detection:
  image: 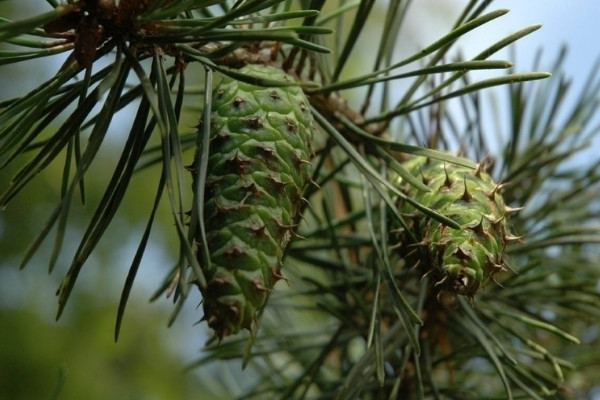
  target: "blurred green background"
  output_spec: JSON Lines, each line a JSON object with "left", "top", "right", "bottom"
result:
{"left": 0, "top": 4, "right": 208, "bottom": 399}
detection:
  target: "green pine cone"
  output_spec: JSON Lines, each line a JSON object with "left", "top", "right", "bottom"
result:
{"left": 394, "top": 156, "right": 518, "bottom": 297}
{"left": 193, "top": 64, "right": 315, "bottom": 339}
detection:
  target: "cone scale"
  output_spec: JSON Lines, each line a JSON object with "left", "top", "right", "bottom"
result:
{"left": 192, "top": 64, "right": 315, "bottom": 339}
{"left": 394, "top": 156, "right": 517, "bottom": 298}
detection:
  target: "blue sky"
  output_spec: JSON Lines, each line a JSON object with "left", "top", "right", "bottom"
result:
{"left": 471, "top": 1, "right": 597, "bottom": 86}
{"left": 407, "top": 1, "right": 597, "bottom": 85}
{"left": 395, "top": 1, "right": 600, "bottom": 162}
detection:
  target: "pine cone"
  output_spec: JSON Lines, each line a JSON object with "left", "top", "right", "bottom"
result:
{"left": 394, "top": 156, "right": 518, "bottom": 297}
{"left": 193, "top": 64, "right": 315, "bottom": 339}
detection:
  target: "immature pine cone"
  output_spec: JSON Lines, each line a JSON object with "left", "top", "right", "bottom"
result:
{"left": 192, "top": 64, "right": 315, "bottom": 339}
{"left": 395, "top": 156, "right": 519, "bottom": 297}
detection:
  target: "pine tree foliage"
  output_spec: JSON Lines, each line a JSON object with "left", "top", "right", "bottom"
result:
{"left": 190, "top": 49, "right": 600, "bottom": 399}
{"left": 1, "top": 1, "right": 599, "bottom": 399}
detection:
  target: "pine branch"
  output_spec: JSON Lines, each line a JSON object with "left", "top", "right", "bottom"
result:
{"left": 2, "top": 1, "right": 599, "bottom": 398}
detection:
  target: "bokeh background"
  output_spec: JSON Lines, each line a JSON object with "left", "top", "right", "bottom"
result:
{"left": 1, "top": 1, "right": 598, "bottom": 399}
